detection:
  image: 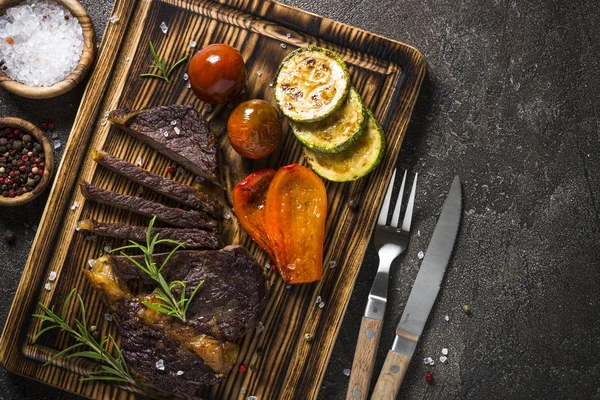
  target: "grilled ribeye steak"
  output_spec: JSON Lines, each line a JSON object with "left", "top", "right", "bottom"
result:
{"left": 92, "top": 150, "right": 221, "bottom": 218}
{"left": 108, "top": 245, "right": 267, "bottom": 342}
{"left": 77, "top": 219, "right": 223, "bottom": 249}
{"left": 84, "top": 258, "right": 239, "bottom": 394}
{"left": 79, "top": 181, "right": 218, "bottom": 230}
{"left": 108, "top": 105, "right": 219, "bottom": 185}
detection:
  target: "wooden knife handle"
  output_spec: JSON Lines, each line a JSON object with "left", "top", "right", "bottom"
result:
{"left": 346, "top": 316, "right": 383, "bottom": 400}
{"left": 371, "top": 350, "right": 412, "bottom": 400}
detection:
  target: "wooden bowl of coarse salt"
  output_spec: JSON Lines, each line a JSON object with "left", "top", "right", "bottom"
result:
{"left": 0, "top": 0, "right": 95, "bottom": 99}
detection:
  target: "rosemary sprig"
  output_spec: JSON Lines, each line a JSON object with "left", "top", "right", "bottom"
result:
{"left": 140, "top": 41, "right": 187, "bottom": 82}
{"left": 111, "top": 216, "right": 203, "bottom": 323}
{"left": 32, "top": 289, "right": 135, "bottom": 385}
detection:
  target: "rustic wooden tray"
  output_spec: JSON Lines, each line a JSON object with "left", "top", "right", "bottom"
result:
{"left": 0, "top": 0, "right": 425, "bottom": 399}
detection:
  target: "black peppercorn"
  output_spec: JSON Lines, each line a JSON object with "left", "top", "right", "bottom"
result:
{"left": 3, "top": 230, "right": 16, "bottom": 246}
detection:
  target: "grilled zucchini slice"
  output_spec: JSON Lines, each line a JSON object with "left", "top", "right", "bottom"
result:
{"left": 290, "top": 87, "right": 366, "bottom": 153}
{"left": 303, "top": 110, "right": 385, "bottom": 182}
{"left": 275, "top": 46, "right": 350, "bottom": 123}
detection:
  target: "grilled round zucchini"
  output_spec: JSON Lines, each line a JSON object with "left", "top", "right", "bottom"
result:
{"left": 290, "top": 87, "right": 366, "bottom": 153}
{"left": 303, "top": 110, "right": 385, "bottom": 182}
{"left": 274, "top": 46, "right": 350, "bottom": 123}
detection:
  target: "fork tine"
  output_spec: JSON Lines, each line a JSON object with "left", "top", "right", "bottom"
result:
{"left": 401, "top": 173, "right": 418, "bottom": 232}
{"left": 391, "top": 170, "right": 407, "bottom": 228}
{"left": 377, "top": 168, "right": 397, "bottom": 226}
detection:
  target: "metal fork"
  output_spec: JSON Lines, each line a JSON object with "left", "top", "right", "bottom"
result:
{"left": 346, "top": 169, "right": 417, "bottom": 400}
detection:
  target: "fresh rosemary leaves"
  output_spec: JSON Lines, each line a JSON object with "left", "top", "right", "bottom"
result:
{"left": 111, "top": 216, "right": 202, "bottom": 323}
{"left": 33, "top": 289, "right": 135, "bottom": 385}
{"left": 140, "top": 41, "right": 187, "bottom": 82}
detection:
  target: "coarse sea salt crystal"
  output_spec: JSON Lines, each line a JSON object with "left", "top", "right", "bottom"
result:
{"left": 71, "top": 200, "right": 79, "bottom": 210}
{"left": 183, "top": 72, "right": 189, "bottom": 81}
{"left": 109, "top": 14, "right": 119, "bottom": 24}
{"left": 319, "top": 301, "right": 325, "bottom": 309}
{"left": 280, "top": 43, "right": 287, "bottom": 49}
{"left": 156, "top": 359, "right": 165, "bottom": 370}
{"left": 417, "top": 251, "right": 424, "bottom": 260}
{"left": 316, "top": 296, "right": 322, "bottom": 304}
{"left": 240, "top": 387, "right": 247, "bottom": 394}
{"left": 423, "top": 356, "right": 434, "bottom": 365}
{"left": 48, "top": 271, "right": 57, "bottom": 281}
{"left": 444, "top": 314, "right": 450, "bottom": 322}
{"left": 439, "top": 355, "right": 448, "bottom": 363}
{"left": 174, "top": 126, "right": 181, "bottom": 135}
{"left": 44, "top": 282, "right": 52, "bottom": 291}
{"left": 343, "top": 368, "right": 351, "bottom": 376}
{"left": 0, "top": 1, "right": 84, "bottom": 86}
{"left": 88, "top": 259, "right": 95, "bottom": 268}
{"left": 329, "top": 260, "right": 337, "bottom": 269}
{"left": 104, "top": 245, "right": 112, "bottom": 253}
{"left": 441, "top": 348, "right": 448, "bottom": 355}
{"left": 160, "top": 21, "right": 168, "bottom": 34}
{"left": 136, "top": 156, "right": 142, "bottom": 166}
{"left": 256, "top": 321, "right": 264, "bottom": 334}
{"left": 104, "top": 313, "right": 113, "bottom": 321}
{"left": 176, "top": 370, "right": 184, "bottom": 376}
{"left": 248, "top": 396, "right": 258, "bottom": 400}
{"left": 53, "top": 140, "right": 61, "bottom": 149}
{"left": 189, "top": 40, "right": 197, "bottom": 48}
{"left": 224, "top": 212, "right": 231, "bottom": 220}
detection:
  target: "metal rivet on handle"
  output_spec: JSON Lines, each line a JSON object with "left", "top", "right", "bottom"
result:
{"left": 366, "top": 329, "right": 375, "bottom": 339}
{"left": 390, "top": 365, "right": 400, "bottom": 373}
{"left": 352, "top": 389, "right": 362, "bottom": 398}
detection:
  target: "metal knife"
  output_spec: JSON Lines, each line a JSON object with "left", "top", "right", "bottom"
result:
{"left": 371, "top": 176, "right": 462, "bottom": 399}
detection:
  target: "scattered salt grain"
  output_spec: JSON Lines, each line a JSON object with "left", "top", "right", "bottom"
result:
{"left": 104, "top": 313, "right": 113, "bottom": 321}
{"left": 329, "top": 260, "right": 337, "bottom": 269}
{"left": 265, "top": 262, "right": 271, "bottom": 270}
{"left": 176, "top": 370, "right": 184, "bottom": 376}
{"left": 163, "top": 131, "right": 169, "bottom": 138}
{"left": 44, "top": 282, "right": 52, "bottom": 291}
{"left": 109, "top": 14, "right": 119, "bottom": 24}
{"left": 256, "top": 71, "right": 262, "bottom": 77}
{"left": 194, "top": 176, "right": 204, "bottom": 183}
{"left": 316, "top": 296, "right": 322, "bottom": 304}
{"left": 224, "top": 212, "right": 231, "bottom": 220}
{"left": 286, "top": 285, "right": 292, "bottom": 290}
{"left": 319, "top": 301, "right": 325, "bottom": 309}
{"left": 183, "top": 72, "right": 189, "bottom": 81}
{"left": 75, "top": 224, "right": 80, "bottom": 231}
{"left": 187, "top": 82, "right": 191, "bottom": 89}
{"left": 156, "top": 359, "right": 165, "bottom": 370}
{"left": 53, "top": 140, "right": 61, "bottom": 149}
{"left": 444, "top": 314, "right": 450, "bottom": 322}
{"left": 51, "top": 131, "right": 58, "bottom": 140}
{"left": 441, "top": 348, "right": 448, "bottom": 356}
{"left": 71, "top": 200, "right": 80, "bottom": 210}
{"left": 423, "top": 356, "right": 434, "bottom": 365}
{"left": 269, "top": 82, "right": 274, "bottom": 87}
{"left": 88, "top": 259, "right": 95, "bottom": 268}
{"left": 417, "top": 251, "right": 424, "bottom": 260}
{"left": 439, "top": 355, "right": 448, "bottom": 363}
{"left": 280, "top": 43, "right": 287, "bottom": 49}
{"left": 159, "top": 21, "right": 168, "bottom": 34}
{"left": 256, "top": 321, "right": 264, "bottom": 334}
{"left": 136, "top": 156, "right": 142, "bottom": 166}
{"left": 0, "top": 0, "right": 85, "bottom": 86}
{"left": 248, "top": 396, "right": 258, "bottom": 400}
{"left": 171, "top": 120, "right": 177, "bottom": 126}
{"left": 343, "top": 368, "right": 351, "bottom": 376}
{"left": 174, "top": 126, "right": 181, "bottom": 135}
{"left": 189, "top": 40, "right": 197, "bottom": 48}
{"left": 286, "top": 33, "right": 291, "bottom": 38}
{"left": 32, "top": 225, "right": 38, "bottom": 232}
{"left": 206, "top": 104, "right": 212, "bottom": 112}
{"left": 104, "top": 245, "right": 112, "bottom": 253}
{"left": 48, "top": 271, "right": 57, "bottom": 281}
{"left": 240, "top": 387, "right": 247, "bottom": 394}
{"left": 101, "top": 117, "right": 108, "bottom": 126}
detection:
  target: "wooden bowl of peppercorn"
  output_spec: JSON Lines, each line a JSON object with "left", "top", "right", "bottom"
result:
{"left": 0, "top": 117, "right": 54, "bottom": 206}
{"left": 0, "top": 0, "right": 96, "bottom": 99}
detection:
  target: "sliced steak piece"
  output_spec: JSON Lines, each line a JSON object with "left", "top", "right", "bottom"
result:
{"left": 92, "top": 150, "right": 221, "bottom": 218}
{"left": 84, "top": 259, "right": 238, "bottom": 394}
{"left": 77, "top": 219, "right": 223, "bottom": 249}
{"left": 108, "top": 104, "right": 219, "bottom": 185}
{"left": 79, "top": 181, "right": 218, "bottom": 230}
{"left": 107, "top": 245, "right": 267, "bottom": 342}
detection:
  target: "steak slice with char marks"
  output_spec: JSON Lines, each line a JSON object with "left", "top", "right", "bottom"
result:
{"left": 108, "top": 245, "right": 267, "bottom": 342}
{"left": 108, "top": 104, "right": 220, "bottom": 185}
{"left": 77, "top": 219, "right": 223, "bottom": 249}
{"left": 79, "top": 181, "right": 218, "bottom": 230}
{"left": 92, "top": 150, "right": 221, "bottom": 218}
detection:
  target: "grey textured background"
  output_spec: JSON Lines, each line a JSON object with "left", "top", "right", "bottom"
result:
{"left": 1, "top": 0, "right": 599, "bottom": 399}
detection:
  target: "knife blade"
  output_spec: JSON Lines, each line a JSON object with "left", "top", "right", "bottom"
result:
{"left": 371, "top": 176, "right": 462, "bottom": 400}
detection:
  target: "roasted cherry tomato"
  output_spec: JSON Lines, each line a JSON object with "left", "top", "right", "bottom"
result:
{"left": 188, "top": 44, "right": 247, "bottom": 104}
{"left": 227, "top": 100, "right": 282, "bottom": 159}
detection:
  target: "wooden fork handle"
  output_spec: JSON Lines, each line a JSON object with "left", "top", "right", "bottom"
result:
{"left": 371, "top": 350, "right": 412, "bottom": 400}
{"left": 346, "top": 317, "right": 383, "bottom": 400}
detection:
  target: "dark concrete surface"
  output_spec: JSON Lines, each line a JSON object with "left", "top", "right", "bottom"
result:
{"left": 1, "top": 0, "right": 599, "bottom": 399}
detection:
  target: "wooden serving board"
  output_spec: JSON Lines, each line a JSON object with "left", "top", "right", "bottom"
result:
{"left": 0, "top": 0, "right": 425, "bottom": 399}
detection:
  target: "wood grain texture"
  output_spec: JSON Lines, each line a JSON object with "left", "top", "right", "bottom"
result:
{"left": 371, "top": 350, "right": 412, "bottom": 400}
{"left": 0, "top": 0, "right": 96, "bottom": 99}
{"left": 0, "top": 0, "right": 425, "bottom": 399}
{"left": 346, "top": 317, "right": 383, "bottom": 400}
{"left": 0, "top": 117, "right": 55, "bottom": 207}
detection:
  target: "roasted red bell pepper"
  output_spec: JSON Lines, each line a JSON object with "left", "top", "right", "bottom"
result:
{"left": 265, "top": 164, "right": 327, "bottom": 284}
{"left": 232, "top": 168, "right": 277, "bottom": 263}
